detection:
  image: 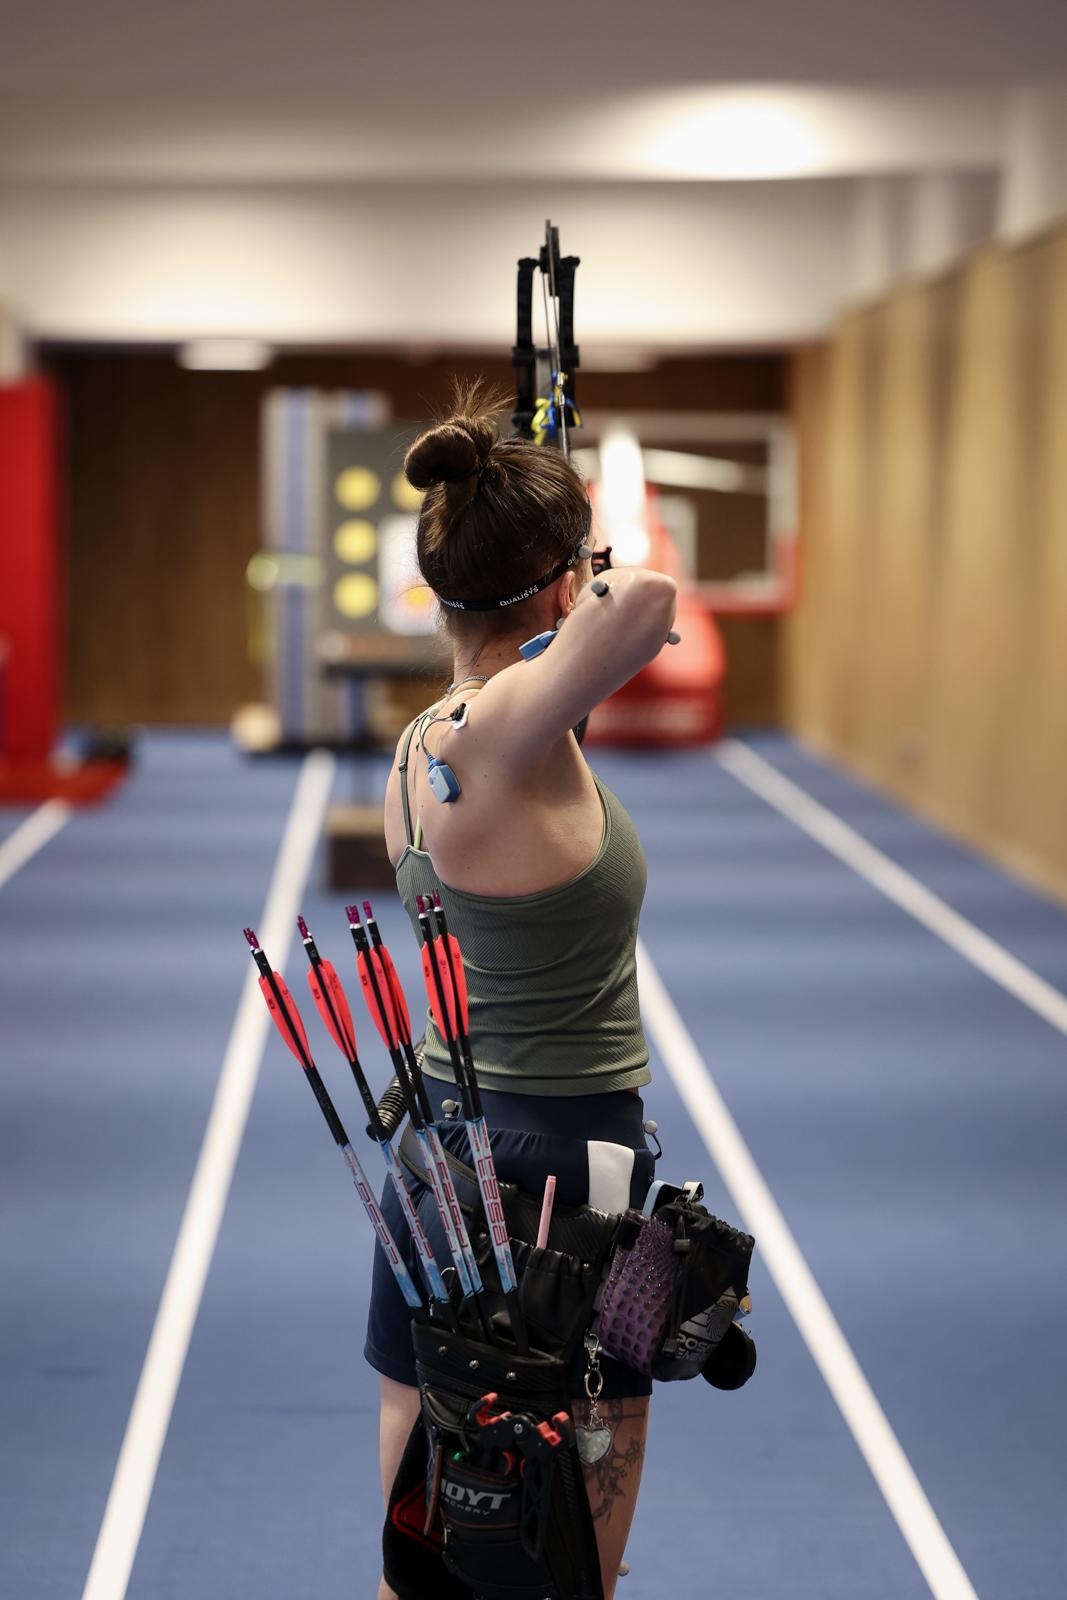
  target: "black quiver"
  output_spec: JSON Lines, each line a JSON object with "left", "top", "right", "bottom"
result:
{"left": 385, "top": 1324, "right": 603, "bottom": 1600}
{"left": 383, "top": 1125, "right": 619, "bottom": 1600}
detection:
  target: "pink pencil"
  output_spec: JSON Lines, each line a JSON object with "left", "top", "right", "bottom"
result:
{"left": 536, "top": 1175, "right": 557, "bottom": 1249}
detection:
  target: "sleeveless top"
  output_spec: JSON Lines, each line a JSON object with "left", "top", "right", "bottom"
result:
{"left": 394, "top": 721, "right": 651, "bottom": 1097}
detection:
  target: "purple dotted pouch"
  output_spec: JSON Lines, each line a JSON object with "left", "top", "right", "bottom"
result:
{"left": 593, "top": 1209, "right": 678, "bottom": 1374}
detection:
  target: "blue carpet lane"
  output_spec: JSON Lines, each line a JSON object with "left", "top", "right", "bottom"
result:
{"left": 0, "top": 734, "right": 318, "bottom": 1600}
{"left": 133, "top": 745, "right": 937, "bottom": 1600}
{"left": 743, "top": 732, "right": 1067, "bottom": 998}
{"left": 11, "top": 731, "right": 1064, "bottom": 1599}
{"left": 0, "top": 804, "right": 37, "bottom": 849}
{"left": 592, "top": 739, "right": 1067, "bottom": 1600}
{"left": 127, "top": 768, "right": 396, "bottom": 1600}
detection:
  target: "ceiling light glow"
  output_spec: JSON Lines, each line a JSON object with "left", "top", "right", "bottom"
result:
{"left": 649, "top": 95, "right": 822, "bottom": 179}
{"left": 179, "top": 339, "right": 273, "bottom": 370}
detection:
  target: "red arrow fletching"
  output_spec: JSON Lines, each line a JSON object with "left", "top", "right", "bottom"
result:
{"left": 378, "top": 943, "right": 413, "bottom": 1046}
{"left": 307, "top": 959, "right": 356, "bottom": 1058}
{"left": 421, "top": 938, "right": 458, "bottom": 1042}
{"left": 259, "top": 971, "right": 313, "bottom": 1069}
{"left": 445, "top": 933, "right": 469, "bottom": 1034}
{"left": 420, "top": 943, "right": 446, "bottom": 1038}
{"left": 357, "top": 948, "right": 400, "bottom": 1050}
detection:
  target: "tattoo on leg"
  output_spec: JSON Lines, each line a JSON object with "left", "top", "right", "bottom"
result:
{"left": 580, "top": 1398, "right": 647, "bottom": 1525}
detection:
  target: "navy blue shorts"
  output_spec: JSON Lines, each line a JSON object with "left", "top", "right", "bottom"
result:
{"left": 364, "top": 1077, "right": 656, "bottom": 1400}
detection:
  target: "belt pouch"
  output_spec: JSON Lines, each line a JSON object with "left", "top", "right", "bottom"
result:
{"left": 593, "top": 1209, "right": 677, "bottom": 1374}
{"left": 388, "top": 1320, "right": 604, "bottom": 1600}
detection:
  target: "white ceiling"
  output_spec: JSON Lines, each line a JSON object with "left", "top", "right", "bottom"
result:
{"left": 0, "top": 89, "right": 1009, "bottom": 184}
{"left": 3, "top": 0, "right": 1067, "bottom": 101}
{"left": 1, "top": 1, "right": 1065, "bottom": 347}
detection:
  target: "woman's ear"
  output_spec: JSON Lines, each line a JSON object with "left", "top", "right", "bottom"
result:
{"left": 558, "top": 569, "right": 580, "bottom": 618}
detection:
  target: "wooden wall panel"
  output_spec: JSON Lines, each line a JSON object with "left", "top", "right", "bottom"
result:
{"left": 925, "top": 247, "right": 1026, "bottom": 840}
{"left": 855, "top": 285, "right": 947, "bottom": 802}
{"left": 1014, "top": 232, "right": 1067, "bottom": 894}
{"left": 60, "top": 356, "right": 263, "bottom": 723}
{"left": 47, "top": 347, "right": 788, "bottom": 727}
{"left": 780, "top": 345, "right": 827, "bottom": 735}
{"left": 786, "top": 223, "right": 1067, "bottom": 904}
{"left": 784, "top": 319, "right": 873, "bottom": 750}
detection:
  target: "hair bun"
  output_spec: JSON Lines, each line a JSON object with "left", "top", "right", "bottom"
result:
{"left": 404, "top": 378, "right": 505, "bottom": 492}
{"left": 404, "top": 422, "right": 482, "bottom": 491}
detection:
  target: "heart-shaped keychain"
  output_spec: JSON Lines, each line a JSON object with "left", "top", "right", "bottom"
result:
{"left": 576, "top": 1334, "right": 614, "bottom": 1465}
{"left": 576, "top": 1420, "right": 613, "bottom": 1465}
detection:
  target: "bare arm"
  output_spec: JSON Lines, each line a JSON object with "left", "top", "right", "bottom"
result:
{"left": 488, "top": 568, "right": 678, "bottom": 753}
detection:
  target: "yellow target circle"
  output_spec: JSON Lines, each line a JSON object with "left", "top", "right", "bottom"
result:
{"left": 391, "top": 473, "right": 425, "bottom": 512}
{"left": 334, "top": 573, "right": 379, "bottom": 619}
{"left": 335, "top": 466, "right": 381, "bottom": 511}
{"left": 333, "top": 519, "right": 378, "bottom": 564}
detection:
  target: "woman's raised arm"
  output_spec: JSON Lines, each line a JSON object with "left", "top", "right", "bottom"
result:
{"left": 486, "top": 567, "right": 678, "bottom": 755}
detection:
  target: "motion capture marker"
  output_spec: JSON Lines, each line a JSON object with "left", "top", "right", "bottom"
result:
{"left": 334, "top": 572, "right": 378, "bottom": 619}
{"left": 334, "top": 466, "right": 381, "bottom": 510}
{"left": 333, "top": 519, "right": 378, "bottom": 564}
{"left": 667, "top": 629, "right": 681, "bottom": 645}
{"left": 590, "top": 579, "right": 609, "bottom": 597}
{"left": 519, "top": 629, "right": 557, "bottom": 661}
{"left": 427, "top": 758, "right": 461, "bottom": 803}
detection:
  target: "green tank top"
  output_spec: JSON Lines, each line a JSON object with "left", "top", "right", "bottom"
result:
{"left": 395, "top": 724, "right": 651, "bottom": 1097}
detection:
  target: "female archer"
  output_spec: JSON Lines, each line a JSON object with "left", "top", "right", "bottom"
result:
{"left": 367, "top": 382, "right": 677, "bottom": 1600}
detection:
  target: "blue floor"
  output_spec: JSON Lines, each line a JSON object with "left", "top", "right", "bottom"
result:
{"left": 1, "top": 731, "right": 1064, "bottom": 1599}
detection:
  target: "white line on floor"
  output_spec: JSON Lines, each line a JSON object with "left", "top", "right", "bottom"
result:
{"left": 81, "top": 749, "right": 336, "bottom": 1600}
{"left": 637, "top": 941, "right": 980, "bottom": 1600}
{"left": 0, "top": 798, "right": 71, "bottom": 891}
{"left": 716, "top": 737, "right": 1067, "bottom": 1040}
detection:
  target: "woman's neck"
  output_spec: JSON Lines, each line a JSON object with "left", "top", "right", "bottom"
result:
{"left": 449, "top": 634, "right": 526, "bottom": 687}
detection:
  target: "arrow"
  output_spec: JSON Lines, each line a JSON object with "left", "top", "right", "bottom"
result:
{"left": 417, "top": 894, "right": 529, "bottom": 1355}
{"left": 297, "top": 916, "right": 454, "bottom": 1320}
{"left": 242, "top": 928, "right": 423, "bottom": 1313}
{"left": 346, "top": 905, "right": 493, "bottom": 1342}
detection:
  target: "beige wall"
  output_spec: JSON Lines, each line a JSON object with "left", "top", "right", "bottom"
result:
{"left": 785, "top": 223, "right": 1067, "bottom": 903}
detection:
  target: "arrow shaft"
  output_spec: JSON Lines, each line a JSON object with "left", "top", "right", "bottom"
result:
{"left": 420, "top": 904, "right": 527, "bottom": 1350}
{"left": 380, "top": 1140, "right": 450, "bottom": 1306}
{"left": 246, "top": 934, "right": 423, "bottom": 1313}
{"left": 302, "top": 928, "right": 452, "bottom": 1311}
{"left": 339, "top": 1142, "right": 423, "bottom": 1311}
{"left": 349, "top": 917, "right": 487, "bottom": 1315}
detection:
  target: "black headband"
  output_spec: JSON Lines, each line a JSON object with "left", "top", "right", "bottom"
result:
{"left": 433, "top": 503, "right": 595, "bottom": 613}
{"left": 435, "top": 541, "right": 586, "bottom": 612}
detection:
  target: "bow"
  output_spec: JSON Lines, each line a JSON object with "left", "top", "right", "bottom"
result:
{"left": 511, "top": 221, "right": 582, "bottom": 456}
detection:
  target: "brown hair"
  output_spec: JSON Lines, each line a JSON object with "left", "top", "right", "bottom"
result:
{"left": 404, "top": 378, "right": 590, "bottom": 634}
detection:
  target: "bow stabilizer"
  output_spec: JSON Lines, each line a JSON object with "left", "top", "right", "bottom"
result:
{"left": 512, "top": 221, "right": 581, "bottom": 454}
